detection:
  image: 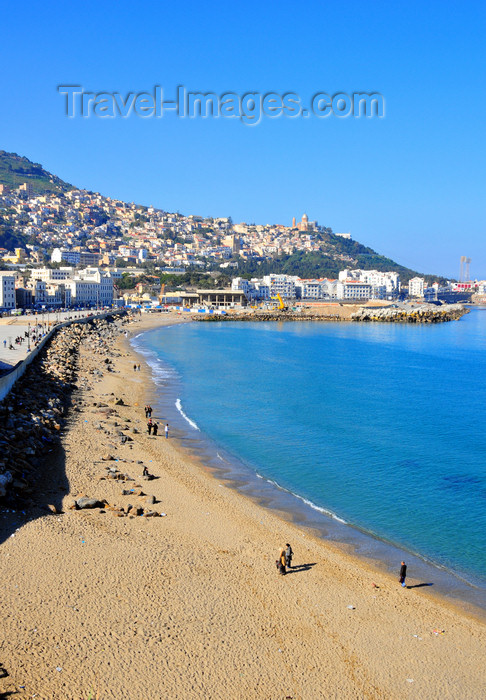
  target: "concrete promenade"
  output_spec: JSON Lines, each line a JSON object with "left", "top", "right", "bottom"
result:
{"left": 0, "top": 310, "right": 114, "bottom": 372}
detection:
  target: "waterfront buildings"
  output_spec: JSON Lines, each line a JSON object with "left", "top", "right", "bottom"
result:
{"left": 339, "top": 269, "right": 400, "bottom": 297}
{"left": 232, "top": 270, "right": 400, "bottom": 302}
{"left": 18, "top": 267, "right": 115, "bottom": 308}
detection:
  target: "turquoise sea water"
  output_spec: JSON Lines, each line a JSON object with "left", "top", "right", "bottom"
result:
{"left": 134, "top": 310, "right": 486, "bottom": 594}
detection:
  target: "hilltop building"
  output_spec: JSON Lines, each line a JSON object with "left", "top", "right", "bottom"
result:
{"left": 291, "top": 214, "right": 318, "bottom": 232}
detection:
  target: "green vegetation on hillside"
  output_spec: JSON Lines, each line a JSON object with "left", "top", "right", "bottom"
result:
{"left": 0, "top": 151, "right": 73, "bottom": 195}
{"left": 235, "top": 243, "right": 448, "bottom": 286}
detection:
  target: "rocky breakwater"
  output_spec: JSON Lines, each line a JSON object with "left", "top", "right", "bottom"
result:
{"left": 0, "top": 314, "right": 127, "bottom": 504}
{"left": 351, "top": 303, "right": 469, "bottom": 323}
{"left": 194, "top": 311, "right": 343, "bottom": 322}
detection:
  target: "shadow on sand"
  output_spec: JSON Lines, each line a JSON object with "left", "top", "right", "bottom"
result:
{"left": 286, "top": 563, "right": 317, "bottom": 574}
{"left": 0, "top": 349, "right": 72, "bottom": 547}
{"left": 407, "top": 582, "right": 434, "bottom": 589}
{"left": 0, "top": 439, "right": 69, "bottom": 547}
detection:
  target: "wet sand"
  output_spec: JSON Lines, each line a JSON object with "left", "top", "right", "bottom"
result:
{"left": 0, "top": 312, "right": 484, "bottom": 699}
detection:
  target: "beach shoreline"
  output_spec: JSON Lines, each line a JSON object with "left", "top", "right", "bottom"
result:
{"left": 132, "top": 314, "right": 486, "bottom": 616}
{"left": 0, "top": 310, "right": 484, "bottom": 699}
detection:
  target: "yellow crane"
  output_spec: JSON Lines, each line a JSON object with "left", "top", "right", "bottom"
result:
{"left": 270, "top": 293, "right": 287, "bottom": 311}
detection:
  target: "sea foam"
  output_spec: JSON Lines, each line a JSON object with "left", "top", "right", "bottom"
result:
{"left": 176, "top": 398, "right": 200, "bottom": 430}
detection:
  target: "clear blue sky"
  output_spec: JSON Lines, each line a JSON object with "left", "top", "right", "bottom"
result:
{"left": 1, "top": 1, "right": 485, "bottom": 278}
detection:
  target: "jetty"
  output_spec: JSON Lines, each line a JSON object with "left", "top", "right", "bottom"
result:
{"left": 194, "top": 302, "right": 469, "bottom": 324}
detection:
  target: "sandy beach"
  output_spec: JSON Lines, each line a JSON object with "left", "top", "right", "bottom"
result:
{"left": 0, "top": 312, "right": 485, "bottom": 700}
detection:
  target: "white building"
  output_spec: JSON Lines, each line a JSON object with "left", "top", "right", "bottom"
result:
{"left": 0, "top": 273, "right": 16, "bottom": 309}
{"left": 262, "top": 274, "right": 298, "bottom": 299}
{"left": 51, "top": 248, "right": 80, "bottom": 265}
{"left": 334, "top": 232, "right": 352, "bottom": 239}
{"left": 74, "top": 268, "right": 114, "bottom": 306}
{"left": 336, "top": 280, "right": 373, "bottom": 300}
{"left": 24, "top": 267, "right": 113, "bottom": 308}
{"left": 409, "top": 277, "right": 425, "bottom": 298}
{"left": 295, "top": 279, "right": 332, "bottom": 299}
{"left": 232, "top": 277, "right": 270, "bottom": 301}
{"left": 31, "top": 267, "right": 74, "bottom": 283}
{"left": 339, "top": 269, "right": 400, "bottom": 296}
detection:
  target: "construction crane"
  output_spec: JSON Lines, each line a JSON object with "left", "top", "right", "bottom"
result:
{"left": 270, "top": 293, "right": 287, "bottom": 311}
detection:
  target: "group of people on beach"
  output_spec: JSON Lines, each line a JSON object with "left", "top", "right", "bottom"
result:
{"left": 276, "top": 544, "right": 293, "bottom": 575}
{"left": 144, "top": 406, "right": 169, "bottom": 439}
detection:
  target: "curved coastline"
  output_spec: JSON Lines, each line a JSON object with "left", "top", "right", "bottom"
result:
{"left": 131, "top": 318, "right": 486, "bottom": 617}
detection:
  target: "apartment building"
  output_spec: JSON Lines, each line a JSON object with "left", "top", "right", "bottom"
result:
{"left": 262, "top": 274, "right": 298, "bottom": 299}
{"left": 336, "top": 280, "right": 373, "bottom": 300}
{"left": 0, "top": 273, "right": 16, "bottom": 309}
{"left": 409, "top": 277, "right": 425, "bottom": 297}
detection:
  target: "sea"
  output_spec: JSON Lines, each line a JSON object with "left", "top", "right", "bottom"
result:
{"left": 132, "top": 309, "right": 486, "bottom": 611}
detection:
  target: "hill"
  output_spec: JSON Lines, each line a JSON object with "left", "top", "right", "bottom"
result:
{"left": 0, "top": 150, "right": 448, "bottom": 284}
{"left": 0, "top": 151, "right": 73, "bottom": 196}
{"left": 234, "top": 232, "right": 448, "bottom": 286}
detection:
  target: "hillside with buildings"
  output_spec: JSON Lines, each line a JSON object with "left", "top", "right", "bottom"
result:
{"left": 0, "top": 151, "right": 73, "bottom": 197}
{"left": 0, "top": 151, "right": 480, "bottom": 311}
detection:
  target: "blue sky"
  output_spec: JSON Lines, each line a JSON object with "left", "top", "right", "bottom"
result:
{"left": 1, "top": 1, "right": 485, "bottom": 278}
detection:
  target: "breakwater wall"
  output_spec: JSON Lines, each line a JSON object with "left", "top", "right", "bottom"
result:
{"left": 194, "top": 304, "right": 468, "bottom": 324}
{"left": 0, "top": 313, "right": 129, "bottom": 500}
{"left": 351, "top": 303, "right": 468, "bottom": 323}
{"left": 194, "top": 313, "right": 343, "bottom": 322}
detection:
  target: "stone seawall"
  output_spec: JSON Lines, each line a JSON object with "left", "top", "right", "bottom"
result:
{"left": 0, "top": 314, "right": 130, "bottom": 502}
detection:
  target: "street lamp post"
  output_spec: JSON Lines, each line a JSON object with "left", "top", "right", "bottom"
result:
{"left": 27, "top": 322, "right": 31, "bottom": 351}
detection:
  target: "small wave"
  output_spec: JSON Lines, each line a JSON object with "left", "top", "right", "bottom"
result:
{"left": 297, "top": 494, "right": 348, "bottom": 523}
{"left": 253, "top": 472, "right": 348, "bottom": 524}
{"left": 175, "top": 399, "right": 200, "bottom": 430}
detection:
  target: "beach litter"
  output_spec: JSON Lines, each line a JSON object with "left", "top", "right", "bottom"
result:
{"left": 347, "top": 605, "right": 355, "bottom": 610}
{"left": 432, "top": 629, "right": 445, "bottom": 635}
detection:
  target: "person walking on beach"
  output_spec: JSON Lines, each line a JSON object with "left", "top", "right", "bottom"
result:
{"left": 133, "top": 364, "right": 137, "bottom": 372}
{"left": 144, "top": 405, "right": 149, "bottom": 418}
{"left": 276, "top": 547, "right": 287, "bottom": 575}
{"left": 147, "top": 405, "right": 152, "bottom": 418}
{"left": 164, "top": 423, "right": 169, "bottom": 439}
{"left": 285, "top": 543, "right": 293, "bottom": 569}
{"left": 399, "top": 561, "right": 407, "bottom": 587}
{"left": 147, "top": 419, "right": 153, "bottom": 435}
{"left": 152, "top": 422, "right": 158, "bottom": 436}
